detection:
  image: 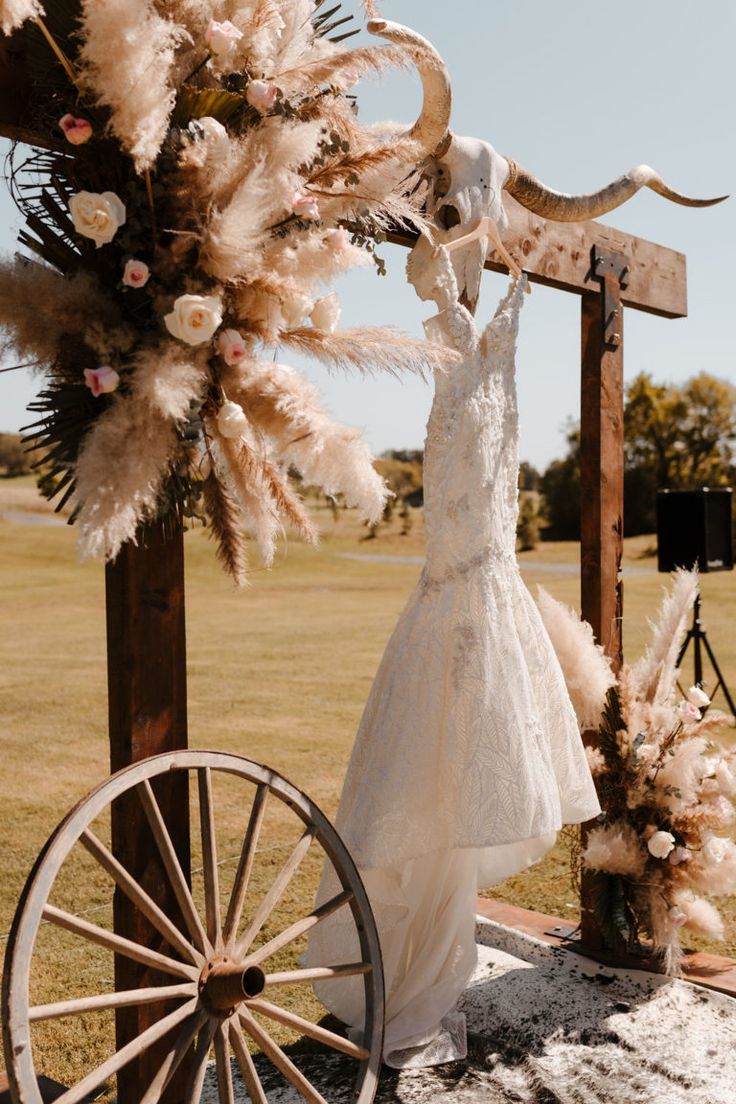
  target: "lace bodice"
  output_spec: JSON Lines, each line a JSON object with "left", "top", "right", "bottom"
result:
{"left": 419, "top": 250, "right": 527, "bottom": 585}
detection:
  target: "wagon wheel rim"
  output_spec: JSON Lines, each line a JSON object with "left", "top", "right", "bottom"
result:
{"left": 2, "top": 750, "right": 385, "bottom": 1104}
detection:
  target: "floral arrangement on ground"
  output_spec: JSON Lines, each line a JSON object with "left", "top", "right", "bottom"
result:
{"left": 539, "top": 570, "right": 736, "bottom": 974}
{"left": 0, "top": 0, "right": 452, "bottom": 582}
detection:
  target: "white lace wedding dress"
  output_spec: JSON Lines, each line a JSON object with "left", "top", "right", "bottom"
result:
{"left": 307, "top": 248, "right": 601, "bottom": 1068}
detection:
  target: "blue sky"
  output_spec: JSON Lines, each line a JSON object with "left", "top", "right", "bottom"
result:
{"left": 1, "top": 0, "right": 733, "bottom": 470}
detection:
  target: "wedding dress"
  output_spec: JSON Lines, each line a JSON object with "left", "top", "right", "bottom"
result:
{"left": 307, "top": 247, "right": 601, "bottom": 1068}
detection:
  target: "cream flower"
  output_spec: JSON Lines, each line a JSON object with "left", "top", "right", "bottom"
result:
{"left": 310, "top": 293, "right": 341, "bottom": 333}
{"left": 668, "top": 846, "right": 692, "bottom": 865}
{"left": 647, "top": 830, "right": 676, "bottom": 859}
{"left": 687, "top": 685, "right": 711, "bottom": 708}
{"left": 122, "top": 259, "right": 150, "bottom": 288}
{"left": 69, "top": 191, "right": 126, "bottom": 249}
{"left": 83, "top": 366, "right": 120, "bottom": 396}
{"left": 669, "top": 906, "right": 688, "bottom": 927}
{"left": 217, "top": 400, "right": 248, "bottom": 439}
{"left": 245, "top": 80, "right": 279, "bottom": 114}
{"left": 206, "top": 18, "right": 243, "bottom": 56}
{"left": 164, "top": 294, "right": 223, "bottom": 346}
{"left": 217, "top": 329, "right": 248, "bottom": 366}
{"left": 189, "top": 117, "right": 231, "bottom": 165}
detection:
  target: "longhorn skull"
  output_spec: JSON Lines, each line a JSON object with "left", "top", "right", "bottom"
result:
{"left": 368, "top": 18, "right": 727, "bottom": 308}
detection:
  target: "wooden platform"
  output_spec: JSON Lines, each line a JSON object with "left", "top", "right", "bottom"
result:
{"left": 477, "top": 897, "right": 736, "bottom": 998}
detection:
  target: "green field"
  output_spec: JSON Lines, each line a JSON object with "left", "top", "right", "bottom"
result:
{"left": 1, "top": 486, "right": 735, "bottom": 1087}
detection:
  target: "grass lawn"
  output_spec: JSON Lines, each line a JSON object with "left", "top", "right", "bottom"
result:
{"left": 1, "top": 490, "right": 735, "bottom": 1088}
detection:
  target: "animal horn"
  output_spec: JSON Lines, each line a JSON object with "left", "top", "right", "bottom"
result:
{"left": 367, "top": 18, "right": 452, "bottom": 157}
{"left": 503, "top": 160, "right": 728, "bottom": 222}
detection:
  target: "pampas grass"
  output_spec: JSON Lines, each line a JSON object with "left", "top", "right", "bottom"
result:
{"left": 72, "top": 344, "right": 204, "bottom": 561}
{"left": 631, "top": 568, "right": 699, "bottom": 705}
{"left": 583, "top": 823, "right": 647, "bottom": 878}
{"left": 0, "top": 261, "right": 123, "bottom": 368}
{"left": 279, "top": 325, "right": 456, "bottom": 377}
{"left": 536, "top": 587, "right": 615, "bottom": 729}
{"left": 0, "top": 0, "right": 42, "bottom": 34}
{"left": 78, "top": 0, "right": 185, "bottom": 172}
{"left": 202, "top": 469, "right": 248, "bottom": 586}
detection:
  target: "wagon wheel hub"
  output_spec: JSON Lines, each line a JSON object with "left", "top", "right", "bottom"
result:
{"left": 198, "top": 954, "right": 266, "bottom": 1015}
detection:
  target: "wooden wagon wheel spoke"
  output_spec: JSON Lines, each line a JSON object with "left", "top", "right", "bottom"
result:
{"left": 53, "top": 997, "right": 200, "bottom": 1104}
{"left": 234, "top": 827, "right": 316, "bottom": 959}
{"left": 139, "top": 1008, "right": 210, "bottom": 1104}
{"left": 185, "top": 1019, "right": 218, "bottom": 1104}
{"left": 223, "top": 783, "right": 268, "bottom": 947}
{"left": 41, "top": 904, "right": 199, "bottom": 980}
{"left": 214, "top": 1021, "right": 235, "bottom": 1104}
{"left": 264, "top": 962, "right": 372, "bottom": 988}
{"left": 239, "top": 1007, "right": 329, "bottom": 1104}
{"left": 228, "top": 1018, "right": 269, "bottom": 1104}
{"left": 248, "top": 998, "right": 370, "bottom": 1061}
{"left": 137, "top": 779, "right": 213, "bottom": 956}
{"left": 79, "top": 828, "right": 204, "bottom": 965}
{"left": 198, "top": 767, "right": 222, "bottom": 951}
{"left": 29, "top": 982, "right": 197, "bottom": 1022}
{"left": 245, "top": 889, "right": 353, "bottom": 966}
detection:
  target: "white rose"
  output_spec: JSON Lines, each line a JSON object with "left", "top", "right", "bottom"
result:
{"left": 189, "top": 116, "right": 231, "bottom": 165}
{"left": 245, "top": 80, "right": 279, "bottom": 114}
{"left": 164, "top": 294, "right": 223, "bottom": 346}
{"left": 704, "top": 834, "right": 729, "bottom": 864}
{"left": 647, "top": 830, "right": 676, "bottom": 859}
{"left": 310, "top": 293, "right": 341, "bottom": 333}
{"left": 217, "top": 400, "right": 248, "bottom": 439}
{"left": 69, "top": 191, "right": 126, "bottom": 248}
{"left": 687, "top": 685, "right": 711, "bottom": 708}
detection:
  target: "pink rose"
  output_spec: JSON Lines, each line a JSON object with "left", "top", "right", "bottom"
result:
{"left": 205, "top": 19, "right": 243, "bottom": 56}
{"left": 217, "top": 328, "right": 248, "bottom": 366}
{"left": 59, "top": 114, "right": 93, "bottom": 145}
{"left": 122, "top": 259, "right": 150, "bottom": 288}
{"left": 246, "top": 80, "right": 279, "bottom": 114}
{"left": 291, "top": 192, "right": 320, "bottom": 221}
{"left": 678, "top": 700, "right": 701, "bottom": 723}
{"left": 84, "top": 366, "right": 120, "bottom": 396}
{"left": 668, "top": 846, "right": 692, "bottom": 866}
{"left": 324, "top": 227, "right": 351, "bottom": 251}
{"left": 687, "top": 685, "right": 710, "bottom": 708}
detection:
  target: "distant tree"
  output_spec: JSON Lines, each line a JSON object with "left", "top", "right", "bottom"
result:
{"left": 517, "top": 491, "right": 542, "bottom": 550}
{"left": 541, "top": 372, "right": 736, "bottom": 539}
{"left": 0, "top": 433, "right": 31, "bottom": 478}
{"left": 519, "top": 461, "right": 541, "bottom": 492}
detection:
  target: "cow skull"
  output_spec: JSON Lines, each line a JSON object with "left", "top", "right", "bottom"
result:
{"left": 368, "top": 18, "right": 727, "bottom": 308}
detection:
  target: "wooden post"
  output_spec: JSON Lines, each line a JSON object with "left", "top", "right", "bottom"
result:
{"left": 106, "top": 522, "right": 190, "bottom": 1101}
{"left": 579, "top": 248, "right": 626, "bottom": 947}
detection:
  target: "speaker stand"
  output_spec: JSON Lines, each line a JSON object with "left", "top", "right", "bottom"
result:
{"left": 676, "top": 596, "right": 736, "bottom": 716}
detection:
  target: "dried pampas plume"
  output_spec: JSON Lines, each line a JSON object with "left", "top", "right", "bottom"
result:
{"left": 280, "top": 326, "right": 457, "bottom": 378}
{"left": 0, "top": 261, "right": 122, "bottom": 367}
{"left": 631, "top": 568, "right": 699, "bottom": 705}
{"left": 0, "top": 0, "right": 42, "bottom": 34}
{"left": 582, "top": 823, "right": 647, "bottom": 879}
{"left": 536, "top": 587, "right": 615, "bottom": 729}
{"left": 78, "top": 0, "right": 185, "bottom": 172}
{"left": 202, "top": 472, "right": 248, "bottom": 588}
{"left": 72, "top": 344, "right": 205, "bottom": 561}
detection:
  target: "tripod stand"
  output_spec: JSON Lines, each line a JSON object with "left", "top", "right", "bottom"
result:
{"left": 676, "top": 595, "right": 736, "bottom": 716}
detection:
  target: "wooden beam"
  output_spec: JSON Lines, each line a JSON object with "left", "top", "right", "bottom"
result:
{"left": 389, "top": 194, "right": 687, "bottom": 318}
{"left": 106, "top": 523, "right": 190, "bottom": 1103}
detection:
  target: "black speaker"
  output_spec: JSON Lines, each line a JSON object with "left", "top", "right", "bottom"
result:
{"left": 656, "top": 488, "right": 733, "bottom": 573}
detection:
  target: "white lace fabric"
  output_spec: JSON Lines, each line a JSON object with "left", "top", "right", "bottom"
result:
{"left": 307, "top": 248, "right": 601, "bottom": 1068}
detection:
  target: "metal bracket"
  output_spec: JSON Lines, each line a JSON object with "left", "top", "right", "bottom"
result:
{"left": 591, "top": 245, "right": 630, "bottom": 349}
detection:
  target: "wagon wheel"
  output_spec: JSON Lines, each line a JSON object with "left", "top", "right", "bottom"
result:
{"left": 2, "top": 750, "right": 384, "bottom": 1104}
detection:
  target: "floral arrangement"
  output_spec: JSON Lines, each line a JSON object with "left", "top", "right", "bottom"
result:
{"left": 0, "top": 0, "right": 453, "bottom": 581}
{"left": 538, "top": 571, "right": 736, "bottom": 974}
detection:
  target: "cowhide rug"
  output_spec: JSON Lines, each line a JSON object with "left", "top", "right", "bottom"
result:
{"left": 202, "top": 917, "right": 736, "bottom": 1104}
